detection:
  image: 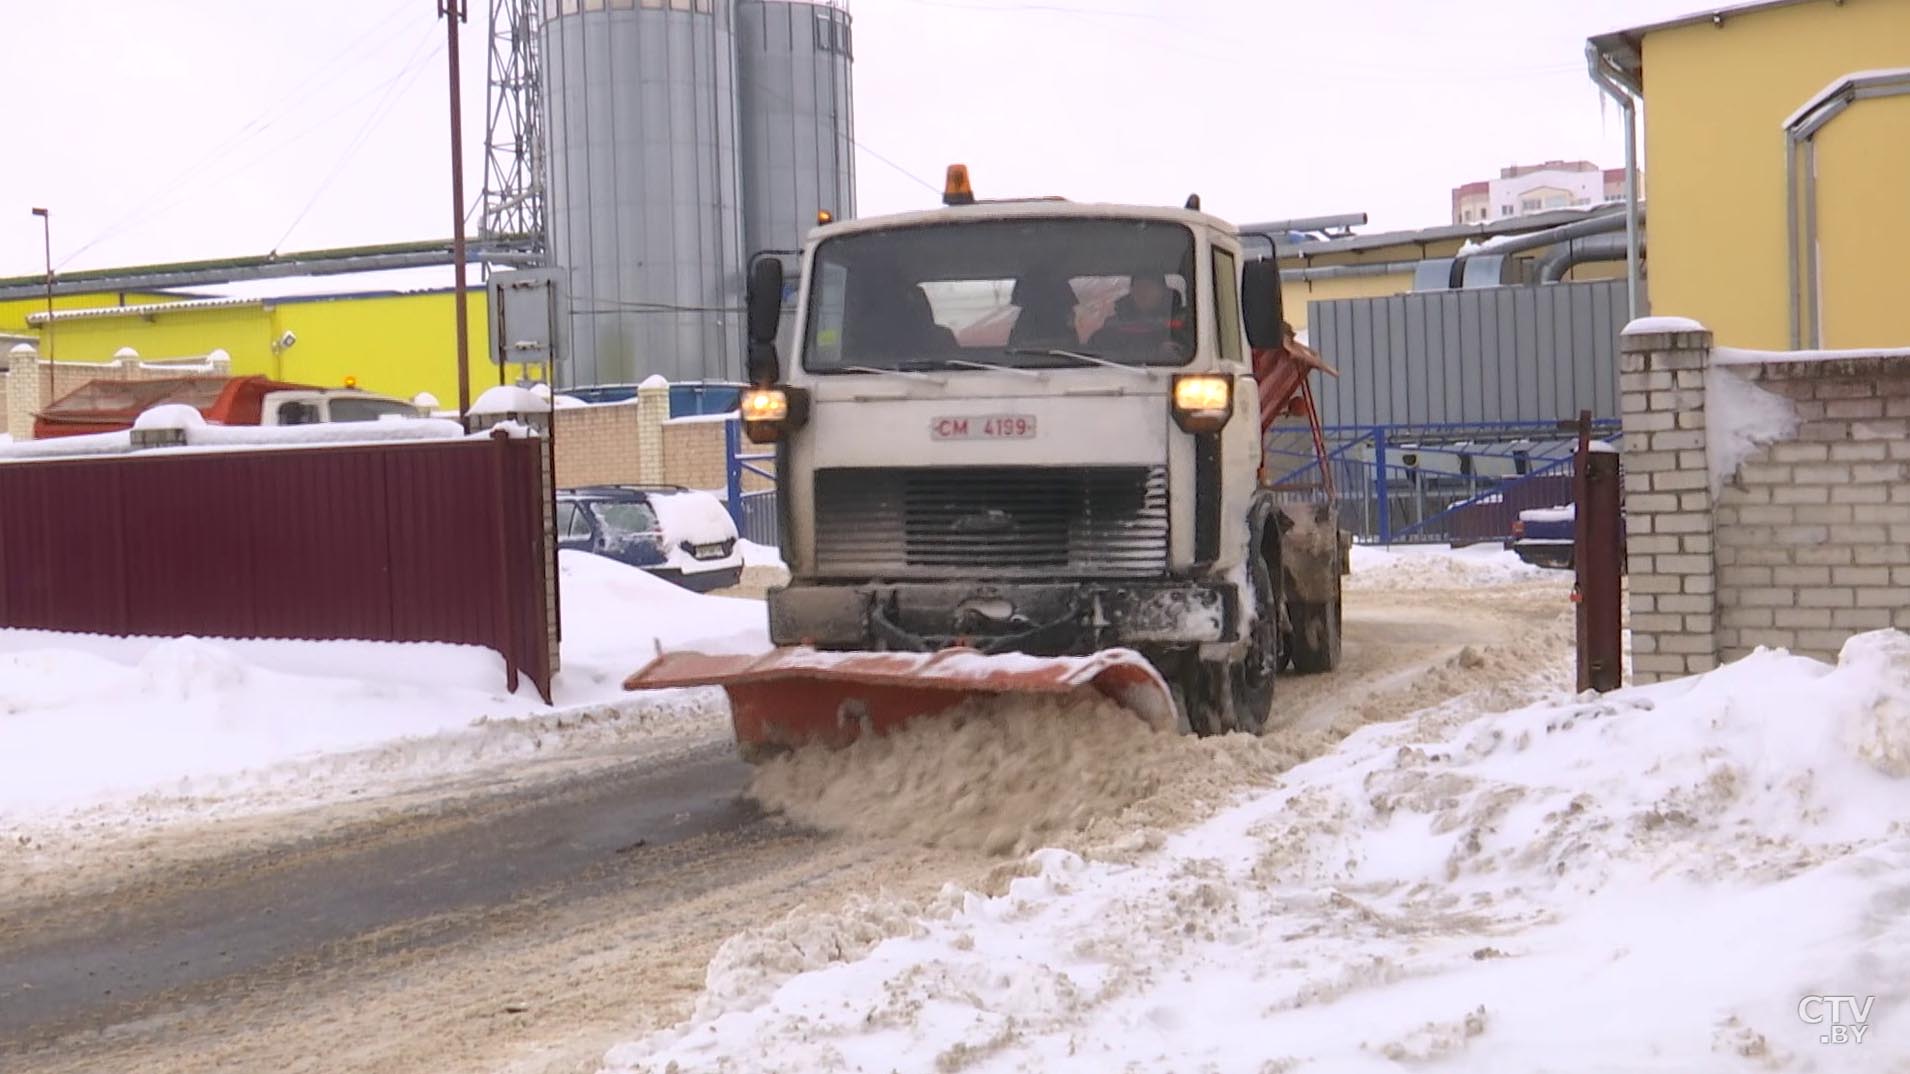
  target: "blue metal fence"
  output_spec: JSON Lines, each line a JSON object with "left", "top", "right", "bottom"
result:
{"left": 1265, "top": 420, "right": 1622, "bottom": 544}
{"left": 723, "top": 417, "right": 780, "bottom": 547}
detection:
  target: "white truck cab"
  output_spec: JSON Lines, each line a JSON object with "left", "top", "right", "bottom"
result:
{"left": 261, "top": 388, "right": 424, "bottom": 426}
{"left": 739, "top": 171, "right": 1341, "bottom": 735}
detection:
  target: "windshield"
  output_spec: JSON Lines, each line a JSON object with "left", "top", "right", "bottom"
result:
{"left": 328, "top": 397, "right": 419, "bottom": 423}
{"left": 802, "top": 218, "right": 1199, "bottom": 372}
{"left": 593, "top": 501, "right": 661, "bottom": 537}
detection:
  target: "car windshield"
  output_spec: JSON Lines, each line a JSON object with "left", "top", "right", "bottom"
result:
{"left": 593, "top": 502, "right": 660, "bottom": 536}
{"left": 802, "top": 218, "right": 1198, "bottom": 372}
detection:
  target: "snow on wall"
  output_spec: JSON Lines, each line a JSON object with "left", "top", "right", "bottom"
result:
{"left": 1705, "top": 366, "right": 1801, "bottom": 496}
{"left": 1714, "top": 345, "right": 1910, "bottom": 367}
{"left": 1622, "top": 315, "right": 1705, "bottom": 336}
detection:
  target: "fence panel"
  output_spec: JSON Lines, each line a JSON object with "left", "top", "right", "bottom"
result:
{"left": 1306, "top": 280, "right": 1626, "bottom": 427}
{"left": 0, "top": 435, "right": 556, "bottom": 700}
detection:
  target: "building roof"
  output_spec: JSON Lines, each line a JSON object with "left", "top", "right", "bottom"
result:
{"left": 26, "top": 296, "right": 265, "bottom": 326}
{"left": 1589, "top": 0, "right": 1824, "bottom": 87}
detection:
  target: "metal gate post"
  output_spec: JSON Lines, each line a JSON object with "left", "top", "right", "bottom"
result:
{"left": 724, "top": 416, "right": 745, "bottom": 531}
{"left": 1372, "top": 426, "right": 1391, "bottom": 544}
{"left": 1573, "top": 410, "right": 1623, "bottom": 692}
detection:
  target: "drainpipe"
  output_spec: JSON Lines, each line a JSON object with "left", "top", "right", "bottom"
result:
{"left": 1586, "top": 42, "right": 1644, "bottom": 321}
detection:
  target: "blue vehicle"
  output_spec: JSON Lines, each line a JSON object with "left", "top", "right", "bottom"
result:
{"left": 555, "top": 485, "right": 744, "bottom": 593}
{"left": 1508, "top": 502, "right": 1629, "bottom": 572}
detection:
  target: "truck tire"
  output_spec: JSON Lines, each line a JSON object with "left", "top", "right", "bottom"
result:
{"left": 1181, "top": 555, "right": 1278, "bottom": 736}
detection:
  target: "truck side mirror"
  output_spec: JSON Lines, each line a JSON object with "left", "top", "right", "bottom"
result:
{"left": 746, "top": 257, "right": 784, "bottom": 385}
{"left": 1241, "top": 258, "right": 1284, "bottom": 351}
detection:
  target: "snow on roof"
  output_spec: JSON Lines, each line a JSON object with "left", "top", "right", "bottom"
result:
{"left": 25, "top": 295, "right": 265, "bottom": 326}
{"left": 1714, "top": 344, "right": 1910, "bottom": 366}
{"left": 1622, "top": 315, "right": 1706, "bottom": 335}
{"left": 469, "top": 385, "right": 552, "bottom": 415}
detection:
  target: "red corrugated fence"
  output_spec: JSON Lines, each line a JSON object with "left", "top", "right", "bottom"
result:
{"left": 0, "top": 432, "right": 557, "bottom": 701}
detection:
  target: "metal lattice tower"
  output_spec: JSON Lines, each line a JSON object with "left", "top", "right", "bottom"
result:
{"left": 480, "top": 0, "right": 546, "bottom": 249}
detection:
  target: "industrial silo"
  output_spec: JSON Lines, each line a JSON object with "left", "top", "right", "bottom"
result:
{"left": 542, "top": 0, "right": 747, "bottom": 386}
{"left": 734, "top": 0, "right": 856, "bottom": 261}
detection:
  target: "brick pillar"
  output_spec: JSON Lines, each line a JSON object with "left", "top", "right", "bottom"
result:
{"left": 1619, "top": 323, "right": 1720, "bottom": 683}
{"left": 636, "top": 379, "right": 668, "bottom": 485}
{"left": 6, "top": 345, "right": 42, "bottom": 441}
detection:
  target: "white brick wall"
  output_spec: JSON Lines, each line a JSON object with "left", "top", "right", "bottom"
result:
{"left": 1622, "top": 328, "right": 1910, "bottom": 682}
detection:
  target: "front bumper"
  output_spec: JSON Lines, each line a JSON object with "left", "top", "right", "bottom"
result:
{"left": 648, "top": 563, "right": 745, "bottom": 592}
{"left": 768, "top": 580, "right": 1236, "bottom": 655}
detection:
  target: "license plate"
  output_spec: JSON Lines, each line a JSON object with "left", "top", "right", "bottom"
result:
{"left": 693, "top": 543, "right": 728, "bottom": 559}
{"left": 931, "top": 415, "right": 1036, "bottom": 440}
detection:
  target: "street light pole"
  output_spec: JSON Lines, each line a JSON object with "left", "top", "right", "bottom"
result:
{"left": 31, "top": 207, "right": 52, "bottom": 412}
{"left": 441, "top": 0, "right": 473, "bottom": 423}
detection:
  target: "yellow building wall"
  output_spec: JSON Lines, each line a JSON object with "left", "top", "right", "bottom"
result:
{"left": 271, "top": 291, "right": 508, "bottom": 404}
{"left": 1640, "top": 0, "right": 1910, "bottom": 348}
{"left": 2, "top": 289, "right": 521, "bottom": 406}
{"left": 38, "top": 305, "right": 276, "bottom": 367}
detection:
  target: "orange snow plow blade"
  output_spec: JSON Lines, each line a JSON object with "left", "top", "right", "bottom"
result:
{"left": 622, "top": 647, "right": 1177, "bottom": 758}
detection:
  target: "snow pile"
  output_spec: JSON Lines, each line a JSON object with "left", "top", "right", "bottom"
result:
{"left": 603, "top": 632, "right": 1910, "bottom": 1074}
{"left": 133, "top": 403, "right": 206, "bottom": 430}
{"left": 1348, "top": 542, "right": 1556, "bottom": 590}
{"left": 737, "top": 540, "right": 783, "bottom": 568}
{"left": 1707, "top": 366, "right": 1801, "bottom": 496}
{"left": 0, "top": 552, "right": 768, "bottom": 820}
{"left": 470, "top": 384, "right": 551, "bottom": 416}
{"left": 748, "top": 693, "right": 1307, "bottom": 859}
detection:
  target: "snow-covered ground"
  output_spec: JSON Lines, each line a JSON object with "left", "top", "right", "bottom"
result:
{"left": 0, "top": 551, "right": 769, "bottom": 826}
{"left": 1348, "top": 541, "right": 1555, "bottom": 591}
{"left": 602, "top": 631, "right": 1910, "bottom": 1074}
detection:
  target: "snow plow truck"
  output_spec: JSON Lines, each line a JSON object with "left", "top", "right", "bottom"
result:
{"left": 625, "top": 167, "right": 1350, "bottom": 760}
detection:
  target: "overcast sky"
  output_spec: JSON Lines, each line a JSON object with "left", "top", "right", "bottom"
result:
{"left": 3, "top": 0, "right": 1703, "bottom": 281}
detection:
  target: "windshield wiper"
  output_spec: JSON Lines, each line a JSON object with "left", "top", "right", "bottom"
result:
{"left": 844, "top": 364, "right": 948, "bottom": 384}
{"left": 945, "top": 358, "right": 1044, "bottom": 379}
{"left": 1003, "top": 347, "right": 1153, "bottom": 378}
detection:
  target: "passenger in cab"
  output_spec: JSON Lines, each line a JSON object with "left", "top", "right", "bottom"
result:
{"left": 1090, "top": 273, "right": 1191, "bottom": 360}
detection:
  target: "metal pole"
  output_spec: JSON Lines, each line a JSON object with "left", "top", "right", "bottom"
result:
{"left": 1621, "top": 101, "right": 1641, "bottom": 321}
{"left": 1372, "top": 426, "right": 1390, "bottom": 545}
{"left": 443, "top": 0, "right": 474, "bottom": 422}
{"left": 32, "top": 208, "right": 52, "bottom": 411}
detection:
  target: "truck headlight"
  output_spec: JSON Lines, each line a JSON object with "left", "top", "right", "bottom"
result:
{"left": 1171, "top": 374, "right": 1233, "bottom": 435}
{"left": 741, "top": 387, "right": 809, "bottom": 444}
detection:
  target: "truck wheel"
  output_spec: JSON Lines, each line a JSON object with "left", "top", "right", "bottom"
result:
{"left": 1181, "top": 556, "right": 1278, "bottom": 736}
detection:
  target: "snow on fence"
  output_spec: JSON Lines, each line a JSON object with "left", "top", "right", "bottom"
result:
{"left": 1619, "top": 320, "right": 1910, "bottom": 683}
{"left": 0, "top": 431, "right": 558, "bottom": 700}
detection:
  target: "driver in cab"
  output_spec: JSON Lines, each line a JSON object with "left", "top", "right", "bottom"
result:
{"left": 1089, "top": 273, "right": 1191, "bottom": 361}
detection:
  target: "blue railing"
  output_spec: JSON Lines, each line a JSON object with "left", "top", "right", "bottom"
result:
{"left": 723, "top": 417, "right": 780, "bottom": 547}
{"left": 1266, "top": 420, "right": 1622, "bottom": 544}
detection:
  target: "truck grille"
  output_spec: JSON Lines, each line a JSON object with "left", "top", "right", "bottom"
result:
{"left": 813, "top": 467, "right": 1169, "bottom": 578}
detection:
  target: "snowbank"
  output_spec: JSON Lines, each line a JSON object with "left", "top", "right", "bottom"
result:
{"left": 0, "top": 552, "right": 769, "bottom": 820}
{"left": 604, "top": 632, "right": 1910, "bottom": 1073}
{"left": 1348, "top": 542, "right": 1555, "bottom": 590}
{"left": 737, "top": 540, "right": 783, "bottom": 568}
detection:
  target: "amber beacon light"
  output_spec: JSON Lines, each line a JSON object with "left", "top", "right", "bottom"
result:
{"left": 943, "top": 164, "right": 975, "bottom": 206}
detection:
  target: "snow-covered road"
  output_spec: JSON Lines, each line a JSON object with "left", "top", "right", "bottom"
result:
{"left": 0, "top": 546, "right": 1582, "bottom": 1074}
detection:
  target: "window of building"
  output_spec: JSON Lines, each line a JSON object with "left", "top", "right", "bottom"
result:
{"left": 1501, "top": 205, "right": 1513, "bottom": 216}
{"left": 582, "top": 0, "right": 604, "bottom": 11}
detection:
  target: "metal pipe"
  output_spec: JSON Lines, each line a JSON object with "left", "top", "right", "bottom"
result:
{"left": 32, "top": 208, "right": 52, "bottom": 409}
{"left": 445, "top": 0, "right": 474, "bottom": 421}
{"left": 1538, "top": 232, "right": 1643, "bottom": 283}
{"left": 1586, "top": 42, "right": 1643, "bottom": 320}
{"left": 1279, "top": 260, "right": 1423, "bottom": 284}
